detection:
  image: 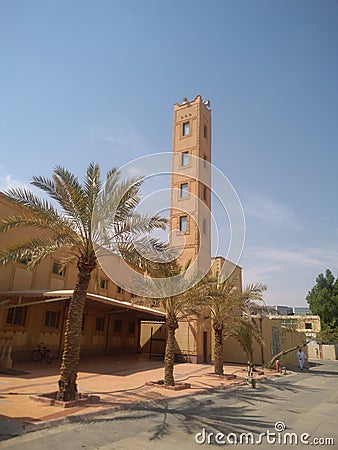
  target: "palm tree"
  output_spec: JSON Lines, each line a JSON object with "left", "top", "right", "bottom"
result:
{"left": 0, "top": 163, "right": 166, "bottom": 401}
{"left": 230, "top": 317, "right": 264, "bottom": 366}
{"left": 198, "top": 278, "right": 266, "bottom": 375}
{"left": 229, "top": 286, "right": 267, "bottom": 367}
{"left": 197, "top": 276, "right": 240, "bottom": 375}
{"left": 138, "top": 261, "right": 198, "bottom": 386}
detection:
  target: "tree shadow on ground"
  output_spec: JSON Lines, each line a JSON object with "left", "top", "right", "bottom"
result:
{"left": 87, "top": 375, "right": 319, "bottom": 443}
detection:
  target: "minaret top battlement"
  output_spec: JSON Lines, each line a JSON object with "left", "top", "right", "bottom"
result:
{"left": 174, "top": 95, "right": 211, "bottom": 110}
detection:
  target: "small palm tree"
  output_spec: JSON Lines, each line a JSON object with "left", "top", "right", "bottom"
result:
{"left": 230, "top": 317, "right": 264, "bottom": 366}
{"left": 230, "top": 286, "right": 267, "bottom": 366}
{"left": 138, "top": 261, "right": 198, "bottom": 386}
{"left": 198, "top": 278, "right": 266, "bottom": 375}
{"left": 198, "top": 276, "right": 241, "bottom": 375}
{"left": 0, "top": 163, "right": 166, "bottom": 401}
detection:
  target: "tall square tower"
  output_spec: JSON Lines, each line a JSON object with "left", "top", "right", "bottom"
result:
{"left": 170, "top": 95, "right": 212, "bottom": 274}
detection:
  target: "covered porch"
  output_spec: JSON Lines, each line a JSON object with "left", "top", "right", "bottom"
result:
{"left": 0, "top": 289, "right": 166, "bottom": 365}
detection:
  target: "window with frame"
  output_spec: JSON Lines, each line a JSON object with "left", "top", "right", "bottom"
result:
{"left": 113, "top": 319, "right": 122, "bottom": 334}
{"left": 117, "top": 286, "right": 123, "bottom": 294}
{"left": 179, "top": 216, "right": 187, "bottom": 233}
{"left": 181, "top": 151, "right": 189, "bottom": 166}
{"left": 128, "top": 321, "right": 135, "bottom": 335}
{"left": 6, "top": 306, "right": 27, "bottom": 326}
{"left": 281, "top": 318, "right": 297, "bottom": 327}
{"left": 96, "top": 317, "right": 105, "bottom": 332}
{"left": 52, "top": 262, "right": 66, "bottom": 277}
{"left": 305, "top": 322, "right": 313, "bottom": 330}
{"left": 202, "top": 218, "right": 207, "bottom": 234}
{"left": 203, "top": 185, "right": 207, "bottom": 201}
{"left": 44, "top": 310, "right": 60, "bottom": 328}
{"left": 180, "top": 183, "right": 188, "bottom": 198}
{"left": 204, "top": 125, "right": 207, "bottom": 138}
{"left": 182, "top": 122, "right": 190, "bottom": 136}
{"left": 99, "top": 278, "right": 108, "bottom": 290}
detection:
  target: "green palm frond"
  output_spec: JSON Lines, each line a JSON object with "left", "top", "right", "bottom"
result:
{"left": 112, "top": 214, "right": 166, "bottom": 238}
{"left": 93, "top": 211, "right": 167, "bottom": 262}
{"left": 240, "top": 283, "right": 266, "bottom": 301}
{"left": 31, "top": 171, "right": 87, "bottom": 238}
{"left": 132, "top": 260, "right": 200, "bottom": 317}
{"left": 238, "top": 283, "right": 267, "bottom": 315}
{"left": 52, "top": 167, "right": 87, "bottom": 235}
{"left": 110, "top": 179, "right": 143, "bottom": 221}
{"left": 117, "top": 237, "right": 169, "bottom": 274}
{"left": 105, "top": 167, "right": 119, "bottom": 181}
{"left": 1, "top": 162, "right": 168, "bottom": 275}
{"left": 128, "top": 214, "right": 167, "bottom": 235}
{"left": 83, "top": 163, "right": 101, "bottom": 232}
{"left": 0, "top": 214, "right": 50, "bottom": 233}
{"left": 4, "top": 187, "right": 60, "bottom": 220}
{"left": 231, "top": 316, "right": 265, "bottom": 362}
{"left": 31, "top": 175, "right": 64, "bottom": 205}
{"left": 196, "top": 277, "right": 266, "bottom": 334}
{"left": 0, "top": 235, "right": 76, "bottom": 268}
{"left": 92, "top": 175, "right": 143, "bottom": 232}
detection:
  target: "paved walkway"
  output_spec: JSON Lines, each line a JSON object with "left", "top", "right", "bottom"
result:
{"left": 0, "top": 355, "right": 275, "bottom": 439}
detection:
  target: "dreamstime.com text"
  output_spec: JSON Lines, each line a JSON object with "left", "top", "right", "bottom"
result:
{"left": 195, "top": 422, "right": 334, "bottom": 446}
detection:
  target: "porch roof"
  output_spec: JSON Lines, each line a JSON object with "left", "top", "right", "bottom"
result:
{"left": 0, "top": 289, "right": 166, "bottom": 319}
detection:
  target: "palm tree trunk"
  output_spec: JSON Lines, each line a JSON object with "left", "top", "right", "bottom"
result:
{"left": 267, "top": 342, "right": 306, "bottom": 369}
{"left": 213, "top": 323, "right": 224, "bottom": 375}
{"left": 57, "top": 256, "right": 96, "bottom": 401}
{"left": 248, "top": 346, "right": 254, "bottom": 366}
{"left": 164, "top": 314, "right": 178, "bottom": 386}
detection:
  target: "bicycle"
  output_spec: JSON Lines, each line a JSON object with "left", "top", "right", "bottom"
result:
{"left": 32, "top": 343, "right": 53, "bottom": 364}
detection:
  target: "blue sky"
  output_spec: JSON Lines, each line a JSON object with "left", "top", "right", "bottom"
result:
{"left": 1, "top": 0, "right": 337, "bottom": 306}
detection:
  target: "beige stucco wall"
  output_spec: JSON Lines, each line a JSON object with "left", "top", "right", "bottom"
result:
{"left": 210, "top": 257, "right": 242, "bottom": 294}
{"left": 175, "top": 315, "right": 212, "bottom": 363}
{"left": 221, "top": 316, "right": 307, "bottom": 367}
{"left": 139, "top": 321, "right": 165, "bottom": 356}
{"left": 307, "top": 343, "right": 337, "bottom": 360}
{"left": 0, "top": 194, "right": 141, "bottom": 300}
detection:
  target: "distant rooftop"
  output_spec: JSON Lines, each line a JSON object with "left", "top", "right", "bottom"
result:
{"left": 267, "top": 305, "right": 312, "bottom": 316}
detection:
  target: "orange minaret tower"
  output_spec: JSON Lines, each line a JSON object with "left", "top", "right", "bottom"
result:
{"left": 169, "top": 95, "right": 212, "bottom": 274}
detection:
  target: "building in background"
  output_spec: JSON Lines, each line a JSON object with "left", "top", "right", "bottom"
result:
{"left": 0, "top": 193, "right": 165, "bottom": 367}
{"left": 269, "top": 315, "right": 321, "bottom": 341}
{"left": 268, "top": 305, "right": 313, "bottom": 316}
{"left": 265, "top": 305, "right": 321, "bottom": 341}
